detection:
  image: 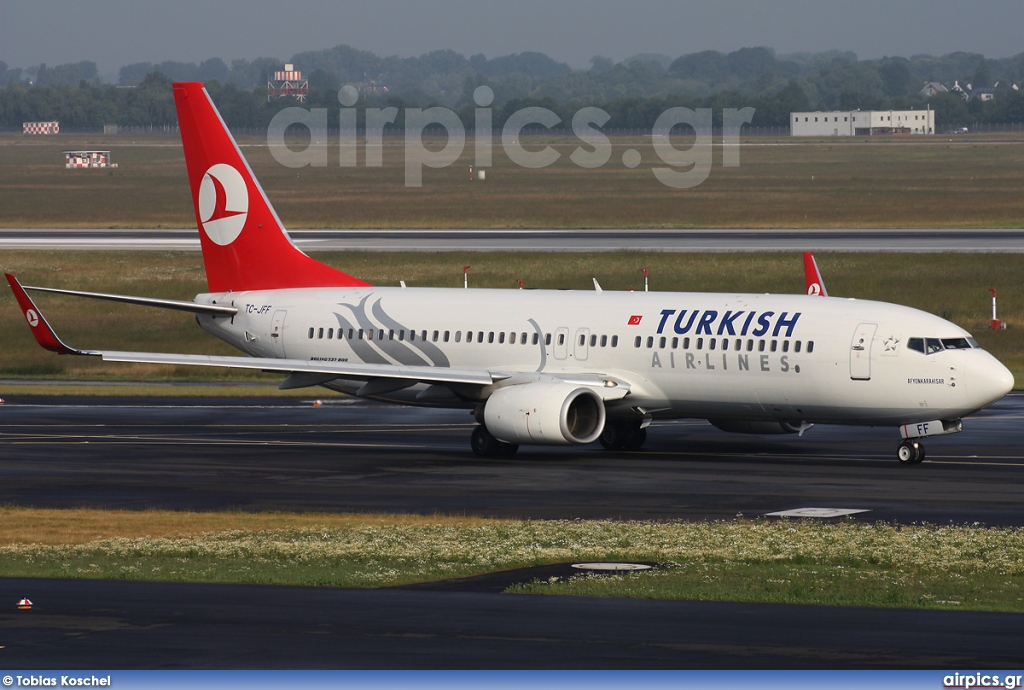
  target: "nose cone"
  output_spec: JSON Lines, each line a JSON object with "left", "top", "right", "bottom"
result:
{"left": 974, "top": 355, "right": 1015, "bottom": 407}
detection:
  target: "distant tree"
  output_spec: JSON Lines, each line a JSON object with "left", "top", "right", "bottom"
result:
{"left": 878, "top": 57, "right": 915, "bottom": 97}
{"left": 973, "top": 59, "right": 992, "bottom": 88}
{"left": 590, "top": 56, "right": 615, "bottom": 73}
{"left": 119, "top": 62, "right": 155, "bottom": 86}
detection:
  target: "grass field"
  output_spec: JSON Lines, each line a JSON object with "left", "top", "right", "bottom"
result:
{"left": 1, "top": 508, "right": 1021, "bottom": 612}
{"left": 2, "top": 132, "right": 1023, "bottom": 229}
{"left": 1, "top": 250, "right": 1022, "bottom": 384}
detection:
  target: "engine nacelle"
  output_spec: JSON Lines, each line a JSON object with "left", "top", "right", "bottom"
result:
{"left": 484, "top": 382, "right": 606, "bottom": 445}
{"left": 709, "top": 419, "right": 804, "bottom": 435}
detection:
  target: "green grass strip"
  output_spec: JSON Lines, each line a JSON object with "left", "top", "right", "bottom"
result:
{"left": 2, "top": 517, "right": 1022, "bottom": 612}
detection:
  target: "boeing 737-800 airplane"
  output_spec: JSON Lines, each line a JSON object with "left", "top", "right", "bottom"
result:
{"left": 7, "top": 82, "right": 1014, "bottom": 464}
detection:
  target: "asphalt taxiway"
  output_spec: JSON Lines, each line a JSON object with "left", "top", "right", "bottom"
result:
{"left": 1, "top": 393, "right": 1023, "bottom": 668}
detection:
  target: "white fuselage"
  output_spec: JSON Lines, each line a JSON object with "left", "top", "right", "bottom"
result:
{"left": 196, "top": 287, "right": 1013, "bottom": 426}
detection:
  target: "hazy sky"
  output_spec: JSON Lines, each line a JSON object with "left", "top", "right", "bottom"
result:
{"left": 3, "top": 0, "right": 1022, "bottom": 78}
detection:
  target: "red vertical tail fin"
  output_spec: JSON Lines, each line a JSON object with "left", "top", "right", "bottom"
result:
{"left": 173, "top": 82, "right": 369, "bottom": 292}
{"left": 802, "top": 252, "right": 828, "bottom": 297}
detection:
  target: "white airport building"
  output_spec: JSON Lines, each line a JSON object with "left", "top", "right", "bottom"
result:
{"left": 791, "top": 109, "right": 934, "bottom": 136}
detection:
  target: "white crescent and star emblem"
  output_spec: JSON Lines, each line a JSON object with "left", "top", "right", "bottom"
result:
{"left": 198, "top": 163, "right": 249, "bottom": 246}
{"left": 25, "top": 309, "right": 39, "bottom": 328}
{"left": 807, "top": 283, "right": 822, "bottom": 296}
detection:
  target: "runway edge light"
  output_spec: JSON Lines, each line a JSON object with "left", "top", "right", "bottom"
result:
{"left": 17, "top": 597, "right": 33, "bottom": 610}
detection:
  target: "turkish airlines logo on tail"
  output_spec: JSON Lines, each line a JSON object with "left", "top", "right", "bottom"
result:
{"left": 25, "top": 309, "right": 39, "bottom": 328}
{"left": 198, "top": 164, "right": 248, "bottom": 246}
{"left": 807, "top": 283, "right": 822, "bottom": 296}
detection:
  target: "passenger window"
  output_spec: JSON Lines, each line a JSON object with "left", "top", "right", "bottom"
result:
{"left": 557, "top": 333, "right": 565, "bottom": 346}
{"left": 328, "top": 328, "right": 334, "bottom": 339}
{"left": 590, "top": 334, "right": 597, "bottom": 347}
{"left": 807, "top": 341, "right": 814, "bottom": 353}
{"left": 466, "top": 331, "right": 473, "bottom": 343}
{"left": 659, "top": 337, "right": 666, "bottom": 348}
{"left": 500, "top": 332, "right": 506, "bottom": 344}
{"left": 444, "top": 331, "right": 450, "bottom": 343}
{"left": 722, "top": 338, "right": 729, "bottom": 351}
{"left": 409, "top": 330, "right": 415, "bottom": 341}
{"left": 683, "top": 337, "right": 690, "bottom": 349}
{"left": 455, "top": 331, "right": 461, "bottom": 343}
{"left": 399, "top": 330, "right": 405, "bottom": 341}
{"left": 488, "top": 332, "right": 495, "bottom": 344}
{"left": 782, "top": 340, "right": 789, "bottom": 353}
{"left": 579, "top": 334, "right": 585, "bottom": 346}
{"left": 348, "top": 328, "right": 354, "bottom": 339}
{"left": 532, "top": 333, "right": 539, "bottom": 345}
{"left": 601, "top": 335, "right": 608, "bottom": 347}
{"left": 546, "top": 334, "right": 552, "bottom": 346}
{"left": 308, "top": 327, "right": 314, "bottom": 339}
{"left": 747, "top": 339, "right": 754, "bottom": 352}
{"left": 432, "top": 330, "right": 439, "bottom": 342}
{"left": 758, "top": 340, "right": 765, "bottom": 352}
{"left": 611, "top": 335, "right": 618, "bottom": 347}
{"left": 318, "top": 328, "right": 324, "bottom": 339}
{"left": 794, "top": 341, "right": 801, "bottom": 353}
{"left": 521, "top": 333, "right": 528, "bottom": 345}
{"left": 697, "top": 338, "right": 704, "bottom": 350}
{"left": 378, "top": 330, "right": 385, "bottom": 341}
{"left": 709, "top": 338, "right": 716, "bottom": 350}
{"left": 388, "top": 329, "right": 394, "bottom": 340}
{"left": 646, "top": 336, "right": 654, "bottom": 348}
{"left": 770, "top": 340, "right": 778, "bottom": 352}
{"left": 634, "top": 336, "right": 642, "bottom": 348}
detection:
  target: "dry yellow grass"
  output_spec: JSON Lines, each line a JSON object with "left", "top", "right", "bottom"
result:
{"left": 0, "top": 507, "right": 493, "bottom": 545}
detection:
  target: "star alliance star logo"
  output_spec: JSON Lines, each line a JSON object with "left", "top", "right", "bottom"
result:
{"left": 883, "top": 336, "right": 900, "bottom": 352}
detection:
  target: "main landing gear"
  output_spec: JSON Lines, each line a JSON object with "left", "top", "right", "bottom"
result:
{"left": 471, "top": 425, "right": 519, "bottom": 458}
{"left": 598, "top": 419, "right": 647, "bottom": 451}
{"left": 897, "top": 439, "right": 926, "bottom": 465}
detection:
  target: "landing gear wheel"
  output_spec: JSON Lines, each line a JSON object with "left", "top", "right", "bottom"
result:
{"left": 626, "top": 427, "right": 647, "bottom": 451}
{"left": 897, "top": 439, "right": 924, "bottom": 465}
{"left": 599, "top": 420, "right": 647, "bottom": 451}
{"left": 471, "top": 425, "right": 499, "bottom": 457}
{"left": 496, "top": 440, "right": 519, "bottom": 457}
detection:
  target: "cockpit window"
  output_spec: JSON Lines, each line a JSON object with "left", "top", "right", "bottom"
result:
{"left": 908, "top": 336, "right": 978, "bottom": 354}
{"left": 941, "top": 337, "right": 972, "bottom": 350}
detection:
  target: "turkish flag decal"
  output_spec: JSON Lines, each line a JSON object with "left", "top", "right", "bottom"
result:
{"left": 628, "top": 315, "right": 643, "bottom": 325}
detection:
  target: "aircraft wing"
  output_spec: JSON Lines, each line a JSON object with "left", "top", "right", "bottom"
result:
{"left": 7, "top": 273, "right": 630, "bottom": 398}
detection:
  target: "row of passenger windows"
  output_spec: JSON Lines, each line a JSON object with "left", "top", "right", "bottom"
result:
{"left": 306, "top": 327, "right": 621, "bottom": 348}
{"left": 634, "top": 335, "right": 814, "bottom": 354}
{"left": 907, "top": 337, "right": 978, "bottom": 354}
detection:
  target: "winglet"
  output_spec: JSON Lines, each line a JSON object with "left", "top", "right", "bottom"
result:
{"left": 802, "top": 252, "right": 828, "bottom": 297}
{"left": 5, "top": 274, "right": 84, "bottom": 355}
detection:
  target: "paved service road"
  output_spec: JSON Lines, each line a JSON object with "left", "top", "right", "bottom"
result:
{"left": 4, "top": 228, "right": 1024, "bottom": 251}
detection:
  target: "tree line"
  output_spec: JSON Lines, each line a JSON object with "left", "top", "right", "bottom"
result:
{"left": 2, "top": 46, "right": 1024, "bottom": 131}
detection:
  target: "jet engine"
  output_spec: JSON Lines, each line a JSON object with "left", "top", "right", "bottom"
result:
{"left": 484, "top": 381, "right": 606, "bottom": 445}
{"left": 709, "top": 419, "right": 807, "bottom": 435}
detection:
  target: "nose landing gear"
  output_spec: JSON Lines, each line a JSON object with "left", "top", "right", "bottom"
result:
{"left": 897, "top": 439, "right": 925, "bottom": 464}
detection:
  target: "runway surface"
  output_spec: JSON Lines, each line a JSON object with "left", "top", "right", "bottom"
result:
{"left": 4, "top": 228, "right": 1024, "bottom": 252}
{"left": 1, "top": 393, "right": 1022, "bottom": 523}
{"left": 1, "top": 393, "right": 1022, "bottom": 668}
